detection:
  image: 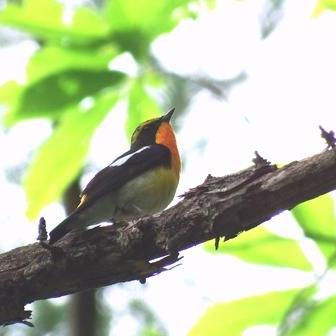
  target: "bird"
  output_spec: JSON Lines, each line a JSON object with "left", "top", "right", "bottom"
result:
{"left": 49, "top": 108, "right": 180, "bottom": 244}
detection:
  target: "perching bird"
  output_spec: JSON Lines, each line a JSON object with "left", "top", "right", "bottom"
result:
{"left": 49, "top": 108, "right": 180, "bottom": 244}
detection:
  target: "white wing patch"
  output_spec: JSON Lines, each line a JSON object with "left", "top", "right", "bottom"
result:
{"left": 110, "top": 146, "right": 151, "bottom": 167}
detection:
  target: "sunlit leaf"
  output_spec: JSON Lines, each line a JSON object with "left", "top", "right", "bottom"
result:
{"left": 105, "top": 0, "right": 197, "bottom": 57}
{"left": 0, "top": 80, "right": 21, "bottom": 104}
{"left": 0, "top": 81, "right": 22, "bottom": 123}
{"left": 71, "top": 6, "right": 111, "bottom": 39}
{"left": 24, "top": 90, "right": 119, "bottom": 219}
{"left": 205, "top": 226, "right": 312, "bottom": 271}
{"left": 107, "top": 1, "right": 179, "bottom": 33}
{"left": 0, "top": 0, "right": 110, "bottom": 44}
{"left": 189, "top": 289, "right": 300, "bottom": 336}
{"left": 126, "top": 79, "right": 161, "bottom": 139}
{"left": 5, "top": 70, "right": 124, "bottom": 123}
{"left": 285, "top": 294, "right": 336, "bottom": 336}
{"left": 27, "top": 45, "right": 118, "bottom": 82}
{"left": 313, "top": 0, "right": 336, "bottom": 16}
{"left": 205, "top": 0, "right": 217, "bottom": 10}
{"left": 0, "top": 80, "right": 21, "bottom": 114}
{"left": 140, "top": 326, "right": 163, "bottom": 336}
{"left": 292, "top": 194, "right": 336, "bottom": 265}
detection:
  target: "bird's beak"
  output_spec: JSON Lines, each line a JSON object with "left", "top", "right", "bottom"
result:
{"left": 161, "top": 108, "right": 175, "bottom": 123}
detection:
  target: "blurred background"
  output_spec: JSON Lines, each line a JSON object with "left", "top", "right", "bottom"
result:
{"left": 1, "top": 0, "right": 336, "bottom": 335}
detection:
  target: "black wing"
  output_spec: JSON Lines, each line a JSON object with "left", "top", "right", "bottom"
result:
{"left": 77, "top": 144, "right": 171, "bottom": 210}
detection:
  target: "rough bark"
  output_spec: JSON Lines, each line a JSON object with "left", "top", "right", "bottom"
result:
{"left": 1, "top": 148, "right": 336, "bottom": 326}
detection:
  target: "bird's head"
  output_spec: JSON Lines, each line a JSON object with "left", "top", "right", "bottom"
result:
{"left": 130, "top": 108, "right": 176, "bottom": 150}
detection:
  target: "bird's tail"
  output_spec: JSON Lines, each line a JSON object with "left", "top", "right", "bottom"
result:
{"left": 49, "top": 214, "right": 81, "bottom": 244}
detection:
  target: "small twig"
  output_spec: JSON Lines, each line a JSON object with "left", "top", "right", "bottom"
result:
{"left": 214, "top": 236, "right": 220, "bottom": 250}
{"left": 319, "top": 126, "right": 336, "bottom": 149}
{"left": 253, "top": 151, "right": 271, "bottom": 168}
{"left": 37, "top": 218, "right": 64, "bottom": 255}
{"left": 37, "top": 217, "right": 48, "bottom": 242}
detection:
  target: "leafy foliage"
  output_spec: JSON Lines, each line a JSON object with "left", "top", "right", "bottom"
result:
{"left": 313, "top": 0, "right": 336, "bottom": 15}
{"left": 205, "top": 226, "right": 312, "bottom": 271}
{"left": 191, "top": 286, "right": 336, "bottom": 336}
{"left": 283, "top": 294, "right": 336, "bottom": 336}
{"left": 189, "top": 289, "right": 301, "bottom": 336}
{"left": 6, "top": 70, "right": 124, "bottom": 123}
{"left": 1, "top": 1, "right": 336, "bottom": 335}
{"left": 198, "top": 188, "right": 336, "bottom": 335}
{"left": 24, "top": 91, "right": 120, "bottom": 218}
{"left": 0, "top": 0, "right": 110, "bottom": 44}
{"left": 292, "top": 194, "right": 336, "bottom": 264}
{"left": 0, "top": 0, "right": 198, "bottom": 217}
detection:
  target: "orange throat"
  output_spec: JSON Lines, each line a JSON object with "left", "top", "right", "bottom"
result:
{"left": 155, "top": 122, "right": 181, "bottom": 177}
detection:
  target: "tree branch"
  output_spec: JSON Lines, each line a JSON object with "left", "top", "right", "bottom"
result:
{"left": 1, "top": 148, "right": 336, "bottom": 326}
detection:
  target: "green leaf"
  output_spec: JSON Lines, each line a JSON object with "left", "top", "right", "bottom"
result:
{"left": 292, "top": 194, "right": 336, "bottom": 265}
{"left": 140, "top": 326, "right": 163, "bottom": 336}
{"left": 105, "top": 0, "right": 197, "bottom": 57}
{"left": 111, "top": 29, "right": 151, "bottom": 60}
{"left": 0, "top": 80, "right": 21, "bottom": 104}
{"left": 126, "top": 79, "right": 161, "bottom": 139}
{"left": 27, "top": 45, "right": 118, "bottom": 82}
{"left": 107, "top": 1, "right": 177, "bottom": 33}
{"left": 205, "top": 0, "right": 217, "bottom": 10}
{"left": 285, "top": 294, "right": 336, "bottom": 336}
{"left": 313, "top": 0, "right": 336, "bottom": 16}
{"left": 189, "top": 289, "right": 300, "bottom": 336}
{"left": 24, "top": 90, "right": 119, "bottom": 219}
{"left": 205, "top": 227, "right": 312, "bottom": 271}
{"left": 0, "top": 0, "right": 110, "bottom": 44}
{"left": 5, "top": 69, "right": 124, "bottom": 123}
{"left": 71, "top": 6, "right": 111, "bottom": 40}
{"left": 0, "top": 81, "right": 22, "bottom": 123}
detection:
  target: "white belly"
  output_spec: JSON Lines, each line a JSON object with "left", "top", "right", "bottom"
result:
{"left": 115, "top": 167, "right": 179, "bottom": 219}
{"left": 75, "top": 168, "right": 179, "bottom": 226}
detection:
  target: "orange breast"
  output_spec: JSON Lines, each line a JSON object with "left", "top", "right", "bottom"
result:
{"left": 155, "top": 122, "right": 181, "bottom": 178}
